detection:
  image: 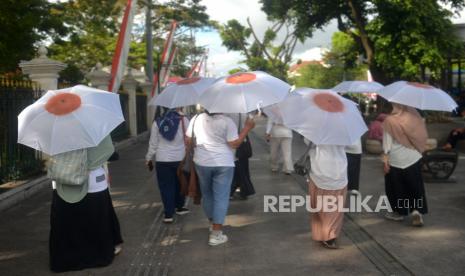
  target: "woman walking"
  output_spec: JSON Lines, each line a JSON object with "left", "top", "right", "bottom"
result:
{"left": 48, "top": 136, "right": 123, "bottom": 272}
{"left": 383, "top": 103, "right": 428, "bottom": 226}
{"left": 265, "top": 118, "right": 293, "bottom": 175}
{"left": 145, "top": 109, "right": 190, "bottom": 223}
{"left": 186, "top": 111, "right": 255, "bottom": 246}
{"left": 307, "top": 140, "right": 348, "bottom": 249}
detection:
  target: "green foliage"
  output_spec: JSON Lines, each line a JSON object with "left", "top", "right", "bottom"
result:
{"left": 217, "top": 18, "right": 299, "bottom": 80}
{"left": 260, "top": 0, "right": 465, "bottom": 82}
{"left": 228, "top": 67, "right": 247, "bottom": 74}
{"left": 0, "top": 0, "right": 67, "bottom": 73}
{"left": 291, "top": 63, "right": 367, "bottom": 89}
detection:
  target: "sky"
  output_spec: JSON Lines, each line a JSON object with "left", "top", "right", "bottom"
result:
{"left": 196, "top": 0, "right": 465, "bottom": 77}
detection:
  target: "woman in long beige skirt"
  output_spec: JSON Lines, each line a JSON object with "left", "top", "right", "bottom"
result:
{"left": 308, "top": 143, "right": 348, "bottom": 249}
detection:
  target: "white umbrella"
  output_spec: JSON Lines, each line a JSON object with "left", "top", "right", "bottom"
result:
{"left": 18, "top": 85, "right": 124, "bottom": 155}
{"left": 332, "top": 80, "right": 384, "bottom": 93}
{"left": 378, "top": 81, "right": 457, "bottom": 111}
{"left": 277, "top": 89, "right": 368, "bottom": 145}
{"left": 148, "top": 77, "right": 216, "bottom": 108}
{"left": 198, "top": 71, "right": 290, "bottom": 113}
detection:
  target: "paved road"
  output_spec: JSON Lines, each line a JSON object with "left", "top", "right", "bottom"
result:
{"left": 0, "top": 117, "right": 464, "bottom": 275}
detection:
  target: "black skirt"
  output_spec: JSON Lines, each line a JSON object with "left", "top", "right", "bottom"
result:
{"left": 49, "top": 189, "right": 123, "bottom": 272}
{"left": 231, "top": 158, "right": 256, "bottom": 197}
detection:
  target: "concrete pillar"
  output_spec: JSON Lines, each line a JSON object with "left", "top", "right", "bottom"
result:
{"left": 85, "top": 62, "right": 111, "bottom": 90}
{"left": 140, "top": 80, "right": 154, "bottom": 130}
{"left": 19, "top": 46, "right": 66, "bottom": 94}
{"left": 122, "top": 69, "right": 139, "bottom": 137}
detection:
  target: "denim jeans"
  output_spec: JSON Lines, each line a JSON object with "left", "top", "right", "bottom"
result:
{"left": 195, "top": 165, "right": 234, "bottom": 224}
{"left": 155, "top": 161, "right": 185, "bottom": 217}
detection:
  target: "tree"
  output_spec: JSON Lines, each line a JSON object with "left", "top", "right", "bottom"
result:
{"left": 0, "top": 0, "right": 67, "bottom": 73}
{"left": 218, "top": 17, "right": 303, "bottom": 80}
{"left": 48, "top": 0, "right": 211, "bottom": 83}
{"left": 260, "top": 0, "right": 465, "bottom": 83}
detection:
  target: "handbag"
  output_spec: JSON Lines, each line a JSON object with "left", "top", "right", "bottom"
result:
{"left": 235, "top": 113, "right": 253, "bottom": 159}
{"left": 177, "top": 115, "right": 201, "bottom": 204}
{"left": 294, "top": 142, "right": 312, "bottom": 176}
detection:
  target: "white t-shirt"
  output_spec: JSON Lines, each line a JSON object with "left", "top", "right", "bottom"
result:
{"left": 345, "top": 138, "right": 363, "bottom": 154}
{"left": 309, "top": 145, "right": 348, "bottom": 190}
{"left": 186, "top": 113, "right": 238, "bottom": 167}
{"left": 266, "top": 118, "right": 293, "bottom": 138}
{"left": 383, "top": 132, "right": 422, "bottom": 169}
{"left": 145, "top": 116, "right": 189, "bottom": 162}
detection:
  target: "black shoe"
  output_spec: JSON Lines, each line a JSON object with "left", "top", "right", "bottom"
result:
{"left": 176, "top": 207, "right": 190, "bottom": 215}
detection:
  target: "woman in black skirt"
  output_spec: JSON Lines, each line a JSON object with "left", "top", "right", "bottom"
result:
{"left": 48, "top": 136, "right": 123, "bottom": 272}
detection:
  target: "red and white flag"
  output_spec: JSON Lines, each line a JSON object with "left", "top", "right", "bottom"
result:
{"left": 108, "top": 0, "right": 138, "bottom": 93}
{"left": 161, "top": 45, "right": 178, "bottom": 87}
{"left": 152, "top": 20, "right": 177, "bottom": 96}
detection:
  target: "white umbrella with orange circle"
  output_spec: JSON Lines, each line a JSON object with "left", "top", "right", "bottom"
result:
{"left": 198, "top": 71, "right": 290, "bottom": 113}
{"left": 148, "top": 77, "right": 217, "bottom": 108}
{"left": 17, "top": 85, "right": 124, "bottom": 155}
{"left": 377, "top": 81, "right": 457, "bottom": 111}
{"left": 277, "top": 88, "right": 367, "bottom": 145}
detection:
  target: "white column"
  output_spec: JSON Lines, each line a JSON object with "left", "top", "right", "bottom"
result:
{"left": 19, "top": 46, "right": 66, "bottom": 94}
{"left": 140, "top": 80, "right": 154, "bottom": 130}
{"left": 122, "top": 69, "right": 139, "bottom": 137}
{"left": 85, "top": 62, "right": 111, "bottom": 90}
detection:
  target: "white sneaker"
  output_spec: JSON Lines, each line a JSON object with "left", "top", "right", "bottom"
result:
{"left": 385, "top": 212, "right": 404, "bottom": 221}
{"left": 114, "top": 245, "right": 122, "bottom": 255}
{"left": 411, "top": 210, "right": 424, "bottom": 227}
{"left": 208, "top": 232, "right": 228, "bottom": 246}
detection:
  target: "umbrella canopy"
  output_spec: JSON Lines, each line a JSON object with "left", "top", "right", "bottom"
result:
{"left": 378, "top": 81, "right": 458, "bottom": 111}
{"left": 18, "top": 85, "right": 124, "bottom": 155}
{"left": 198, "top": 71, "right": 290, "bottom": 113}
{"left": 148, "top": 77, "right": 216, "bottom": 108}
{"left": 276, "top": 88, "right": 368, "bottom": 145}
{"left": 332, "top": 80, "right": 384, "bottom": 93}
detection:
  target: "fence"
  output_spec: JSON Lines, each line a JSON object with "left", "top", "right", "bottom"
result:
{"left": 0, "top": 78, "right": 43, "bottom": 184}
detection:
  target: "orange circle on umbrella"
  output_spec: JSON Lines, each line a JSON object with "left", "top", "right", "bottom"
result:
{"left": 45, "top": 93, "right": 82, "bottom": 115}
{"left": 313, "top": 93, "right": 344, "bottom": 113}
{"left": 177, "top": 77, "right": 201, "bottom": 85}
{"left": 226, "top": 73, "right": 256, "bottom": 84}
{"left": 407, "top": 82, "right": 433, "bottom": 89}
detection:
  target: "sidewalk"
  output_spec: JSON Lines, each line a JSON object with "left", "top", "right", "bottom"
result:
{"left": 0, "top": 118, "right": 464, "bottom": 275}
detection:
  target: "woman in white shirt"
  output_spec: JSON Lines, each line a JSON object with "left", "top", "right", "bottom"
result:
{"left": 145, "top": 109, "right": 190, "bottom": 223}
{"left": 307, "top": 140, "right": 348, "bottom": 249}
{"left": 186, "top": 111, "right": 255, "bottom": 246}
{"left": 265, "top": 118, "right": 294, "bottom": 174}
{"left": 382, "top": 103, "right": 428, "bottom": 226}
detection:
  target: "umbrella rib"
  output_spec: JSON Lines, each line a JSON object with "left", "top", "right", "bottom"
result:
{"left": 49, "top": 116, "right": 59, "bottom": 155}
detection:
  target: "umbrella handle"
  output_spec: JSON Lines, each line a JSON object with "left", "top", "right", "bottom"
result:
{"left": 256, "top": 101, "right": 263, "bottom": 117}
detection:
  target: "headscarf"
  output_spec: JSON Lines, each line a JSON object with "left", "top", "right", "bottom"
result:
{"left": 156, "top": 110, "right": 181, "bottom": 141}
{"left": 382, "top": 103, "right": 428, "bottom": 153}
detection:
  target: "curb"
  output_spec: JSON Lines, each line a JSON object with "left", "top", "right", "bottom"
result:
{"left": 0, "top": 131, "right": 150, "bottom": 213}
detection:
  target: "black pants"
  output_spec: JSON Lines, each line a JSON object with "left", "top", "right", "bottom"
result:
{"left": 230, "top": 158, "right": 255, "bottom": 197}
{"left": 385, "top": 160, "right": 428, "bottom": 216}
{"left": 346, "top": 153, "right": 361, "bottom": 191}
{"left": 446, "top": 129, "right": 465, "bottom": 148}
{"left": 155, "top": 161, "right": 185, "bottom": 217}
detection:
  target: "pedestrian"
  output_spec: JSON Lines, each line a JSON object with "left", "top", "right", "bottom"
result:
{"left": 383, "top": 103, "right": 428, "bottom": 226}
{"left": 442, "top": 108, "right": 465, "bottom": 150}
{"left": 145, "top": 108, "right": 190, "bottom": 223}
{"left": 226, "top": 113, "right": 255, "bottom": 200}
{"left": 345, "top": 138, "right": 362, "bottom": 196}
{"left": 186, "top": 111, "right": 255, "bottom": 246}
{"left": 307, "top": 139, "right": 348, "bottom": 249}
{"left": 48, "top": 135, "right": 123, "bottom": 272}
{"left": 265, "top": 117, "right": 293, "bottom": 175}
{"left": 368, "top": 113, "right": 388, "bottom": 142}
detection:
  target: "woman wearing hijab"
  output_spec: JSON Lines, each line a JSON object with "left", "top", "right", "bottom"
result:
{"left": 383, "top": 103, "right": 428, "bottom": 226}
{"left": 145, "top": 109, "right": 190, "bottom": 223}
{"left": 186, "top": 111, "right": 255, "bottom": 246}
{"left": 306, "top": 139, "right": 348, "bottom": 249}
{"left": 48, "top": 135, "right": 123, "bottom": 272}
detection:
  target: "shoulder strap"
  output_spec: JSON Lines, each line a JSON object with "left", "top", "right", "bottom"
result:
{"left": 180, "top": 115, "right": 187, "bottom": 144}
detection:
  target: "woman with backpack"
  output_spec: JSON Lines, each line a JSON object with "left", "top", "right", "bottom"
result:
{"left": 145, "top": 109, "right": 190, "bottom": 223}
